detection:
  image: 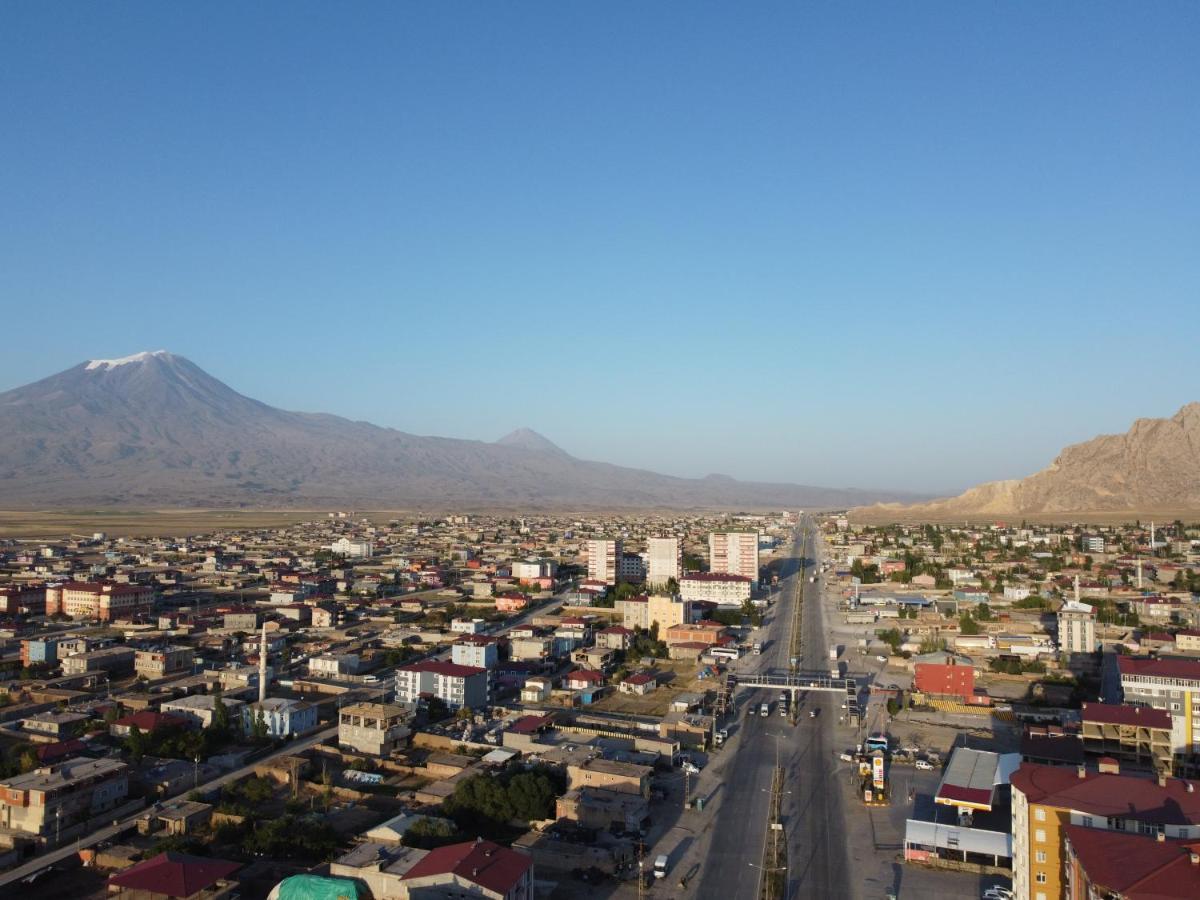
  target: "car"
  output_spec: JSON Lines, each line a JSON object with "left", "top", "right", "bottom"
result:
{"left": 681, "top": 761, "right": 700, "bottom": 775}
{"left": 982, "top": 888, "right": 1013, "bottom": 900}
{"left": 876, "top": 655, "right": 888, "bottom": 662}
{"left": 809, "top": 709, "right": 818, "bottom": 718}
{"left": 915, "top": 759, "right": 935, "bottom": 771}
{"left": 839, "top": 751, "right": 854, "bottom": 762}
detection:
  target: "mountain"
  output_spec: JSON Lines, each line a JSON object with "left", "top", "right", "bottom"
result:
{"left": 494, "top": 428, "right": 568, "bottom": 456}
{"left": 0, "top": 352, "right": 925, "bottom": 510}
{"left": 855, "top": 403, "right": 1200, "bottom": 521}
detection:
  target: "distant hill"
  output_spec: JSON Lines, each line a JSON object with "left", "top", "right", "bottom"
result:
{"left": 0, "top": 351, "right": 925, "bottom": 510}
{"left": 855, "top": 403, "right": 1200, "bottom": 521}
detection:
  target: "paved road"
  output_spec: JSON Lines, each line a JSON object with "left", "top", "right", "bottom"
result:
{"left": 695, "top": 517, "right": 851, "bottom": 900}
{"left": 782, "top": 517, "right": 852, "bottom": 899}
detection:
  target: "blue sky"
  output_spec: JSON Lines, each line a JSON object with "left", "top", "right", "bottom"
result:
{"left": 1, "top": 3, "right": 1197, "bottom": 494}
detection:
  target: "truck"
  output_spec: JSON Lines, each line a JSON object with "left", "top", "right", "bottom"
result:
{"left": 759, "top": 701, "right": 770, "bottom": 717}
{"left": 829, "top": 645, "right": 840, "bottom": 661}
{"left": 654, "top": 855, "right": 669, "bottom": 879}
{"left": 752, "top": 642, "right": 763, "bottom": 655}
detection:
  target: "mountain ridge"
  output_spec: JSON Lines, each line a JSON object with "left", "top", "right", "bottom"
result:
{"left": 0, "top": 352, "right": 926, "bottom": 510}
{"left": 853, "top": 402, "right": 1200, "bottom": 521}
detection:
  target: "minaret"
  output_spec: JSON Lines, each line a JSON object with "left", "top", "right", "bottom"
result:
{"left": 1150, "top": 521, "right": 1156, "bottom": 552}
{"left": 258, "top": 623, "right": 268, "bottom": 704}
{"left": 1074, "top": 574, "right": 1081, "bottom": 605}
{"left": 1137, "top": 558, "right": 1144, "bottom": 590}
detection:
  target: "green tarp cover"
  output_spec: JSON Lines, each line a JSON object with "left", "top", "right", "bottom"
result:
{"left": 273, "top": 874, "right": 361, "bottom": 900}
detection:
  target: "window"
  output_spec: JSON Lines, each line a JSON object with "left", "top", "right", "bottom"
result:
{"left": 1035, "top": 808, "right": 1046, "bottom": 822}
{"left": 1035, "top": 829, "right": 1046, "bottom": 842}
{"left": 1036, "top": 851, "right": 1046, "bottom": 863}
{"left": 1081, "top": 816, "right": 1093, "bottom": 829}
{"left": 1036, "top": 872, "right": 1048, "bottom": 884}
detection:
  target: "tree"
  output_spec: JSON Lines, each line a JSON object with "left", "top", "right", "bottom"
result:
{"left": 665, "top": 577, "right": 680, "bottom": 596}
{"left": 126, "top": 723, "right": 146, "bottom": 762}
{"left": 402, "top": 817, "right": 460, "bottom": 849}
{"left": 876, "top": 628, "right": 902, "bottom": 654}
{"left": 959, "top": 613, "right": 981, "bottom": 636}
{"left": 250, "top": 708, "right": 269, "bottom": 743}
{"left": 975, "top": 604, "right": 992, "bottom": 622}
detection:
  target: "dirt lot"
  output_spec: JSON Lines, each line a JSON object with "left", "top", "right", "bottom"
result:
{"left": 588, "top": 660, "right": 713, "bottom": 717}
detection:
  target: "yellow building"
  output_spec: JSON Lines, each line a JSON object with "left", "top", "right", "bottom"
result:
{"left": 1010, "top": 761, "right": 1200, "bottom": 900}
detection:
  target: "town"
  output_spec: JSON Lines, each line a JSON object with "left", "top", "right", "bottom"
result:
{"left": 1, "top": 511, "right": 1198, "bottom": 899}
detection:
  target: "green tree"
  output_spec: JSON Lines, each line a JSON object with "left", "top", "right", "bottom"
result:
{"left": 401, "top": 817, "right": 460, "bottom": 850}
{"left": 250, "top": 708, "right": 269, "bottom": 743}
{"left": 126, "top": 723, "right": 147, "bottom": 762}
{"left": 959, "top": 613, "right": 981, "bottom": 636}
{"left": 665, "top": 576, "right": 680, "bottom": 595}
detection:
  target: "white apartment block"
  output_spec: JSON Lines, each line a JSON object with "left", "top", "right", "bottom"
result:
{"left": 1057, "top": 601, "right": 1096, "bottom": 655}
{"left": 331, "top": 537, "right": 373, "bottom": 558}
{"left": 395, "top": 660, "right": 488, "bottom": 710}
{"left": 680, "top": 572, "right": 752, "bottom": 606}
{"left": 709, "top": 531, "right": 760, "bottom": 583}
{"left": 587, "top": 539, "right": 621, "bottom": 585}
{"left": 1118, "top": 656, "right": 1200, "bottom": 753}
{"left": 646, "top": 537, "right": 681, "bottom": 588}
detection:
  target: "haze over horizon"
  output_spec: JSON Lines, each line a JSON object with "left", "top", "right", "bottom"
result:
{"left": 3, "top": 4, "right": 1198, "bottom": 495}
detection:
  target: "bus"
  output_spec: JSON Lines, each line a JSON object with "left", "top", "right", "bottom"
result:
{"left": 710, "top": 646, "right": 741, "bottom": 662}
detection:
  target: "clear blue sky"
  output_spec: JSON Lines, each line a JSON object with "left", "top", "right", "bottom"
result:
{"left": 2, "top": 3, "right": 1197, "bottom": 495}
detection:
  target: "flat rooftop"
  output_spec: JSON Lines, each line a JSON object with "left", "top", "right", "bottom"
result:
{"left": 935, "top": 748, "right": 1021, "bottom": 812}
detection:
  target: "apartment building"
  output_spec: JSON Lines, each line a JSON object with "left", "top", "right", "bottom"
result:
{"left": 241, "top": 697, "right": 317, "bottom": 738}
{"left": 331, "top": 537, "right": 372, "bottom": 558}
{"left": 679, "top": 572, "right": 752, "bottom": 606}
{"left": 645, "top": 537, "right": 681, "bottom": 589}
{"left": 1010, "top": 761, "right": 1200, "bottom": 900}
{"left": 452, "top": 635, "right": 500, "bottom": 670}
{"left": 0, "top": 584, "right": 46, "bottom": 616}
{"left": 1079, "top": 702, "right": 1173, "bottom": 774}
{"left": 586, "top": 539, "right": 621, "bottom": 585}
{"left": 617, "top": 553, "right": 646, "bottom": 583}
{"left": 1057, "top": 601, "right": 1096, "bottom": 655}
{"left": 21, "top": 636, "right": 64, "bottom": 667}
{"left": 617, "top": 594, "right": 691, "bottom": 632}
{"left": 134, "top": 646, "right": 195, "bottom": 680}
{"left": 1118, "top": 656, "right": 1200, "bottom": 755}
{"left": 0, "top": 757, "right": 129, "bottom": 838}
{"left": 395, "top": 660, "right": 488, "bottom": 710}
{"left": 60, "top": 646, "right": 135, "bottom": 676}
{"left": 338, "top": 702, "right": 412, "bottom": 756}
{"left": 45, "top": 581, "right": 154, "bottom": 621}
{"left": 709, "top": 531, "right": 760, "bottom": 583}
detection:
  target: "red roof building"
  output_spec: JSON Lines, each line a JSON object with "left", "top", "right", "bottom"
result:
{"left": 107, "top": 851, "right": 241, "bottom": 898}
{"left": 1064, "top": 824, "right": 1200, "bottom": 900}
{"left": 915, "top": 661, "right": 976, "bottom": 700}
{"left": 402, "top": 838, "right": 533, "bottom": 900}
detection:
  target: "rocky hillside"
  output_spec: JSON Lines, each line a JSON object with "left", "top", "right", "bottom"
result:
{"left": 856, "top": 403, "right": 1200, "bottom": 520}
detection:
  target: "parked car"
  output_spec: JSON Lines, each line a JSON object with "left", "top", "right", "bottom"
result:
{"left": 982, "top": 888, "right": 1013, "bottom": 900}
{"left": 839, "top": 751, "right": 854, "bottom": 762}
{"left": 876, "top": 655, "right": 888, "bottom": 662}
{"left": 915, "top": 759, "right": 935, "bottom": 771}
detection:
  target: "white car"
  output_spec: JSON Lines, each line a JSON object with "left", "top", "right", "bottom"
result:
{"left": 681, "top": 761, "right": 700, "bottom": 776}
{"left": 876, "top": 655, "right": 888, "bottom": 662}
{"left": 915, "top": 759, "right": 935, "bottom": 771}
{"left": 982, "top": 888, "right": 1013, "bottom": 900}
{"left": 839, "top": 751, "right": 854, "bottom": 762}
